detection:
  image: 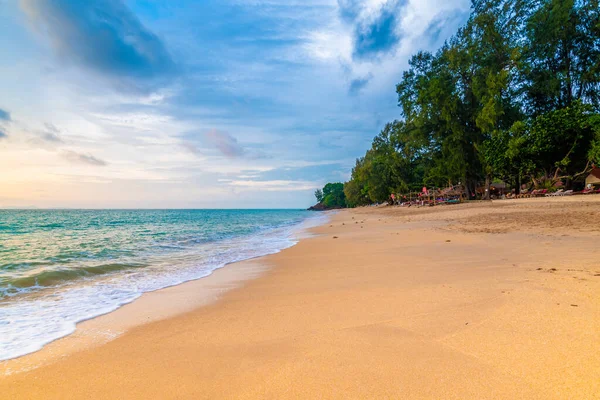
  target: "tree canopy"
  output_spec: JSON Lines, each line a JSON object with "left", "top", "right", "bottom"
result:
{"left": 344, "top": 0, "right": 600, "bottom": 207}
{"left": 312, "top": 182, "right": 347, "bottom": 209}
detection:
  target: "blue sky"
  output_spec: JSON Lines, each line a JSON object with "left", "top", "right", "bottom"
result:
{"left": 0, "top": 0, "right": 470, "bottom": 208}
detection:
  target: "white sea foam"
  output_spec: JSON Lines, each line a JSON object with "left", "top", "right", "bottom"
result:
{"left": 0, "top": 212, "right": 328, "bottom": 362}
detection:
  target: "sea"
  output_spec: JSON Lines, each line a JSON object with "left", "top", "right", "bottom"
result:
{"left": 0, "top": 209, "right": 323, "bottom": 361}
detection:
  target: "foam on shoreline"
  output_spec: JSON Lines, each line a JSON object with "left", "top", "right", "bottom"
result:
{"left": 0, "top": 212, "right": 329, "bottom": 363}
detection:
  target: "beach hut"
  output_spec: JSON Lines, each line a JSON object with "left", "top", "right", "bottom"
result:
{"left": 490, "top": 182, "right": 507, "bottom": 196}
{"left": 477, "top": 181, "right": 507, "bottom": 198}
{"left": 585, "top": 167, "right": 600, "bottom": 188}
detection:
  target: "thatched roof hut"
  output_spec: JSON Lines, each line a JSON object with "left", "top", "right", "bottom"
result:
{"left": 440, "top": 185, "right": 465, "bottom": 197}
{"left": 586, "top": 167, "right": 600, "bottom": 187}
{"left": 476, "top": 182, "right": 507, "bottom": 195}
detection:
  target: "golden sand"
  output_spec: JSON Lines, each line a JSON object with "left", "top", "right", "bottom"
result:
{"left": 1, "top": 196, "right": 599, "bottom": 399}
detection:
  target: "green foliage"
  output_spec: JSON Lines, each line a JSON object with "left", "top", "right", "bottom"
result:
{"left": 528, "top": 101, "right": 596, "bottom": 176}
{"left": 343, "top": 178, "right": 366, "bottom": 208}
{"left": 532, "top": 175, "right": 561, "bottom": 191}
{"left": 314, "top": 189, "right": 323, "bottom": 203}
{"left": 521, "top": 0, "right": 600, "bottom": 114}
{"left": 345, "top": 0, "right": 600, "bottom": 197}
{"left": 588, "top": 115, "right": 600, "bottom": 165}
{"left": 320, "top": 182, "right": 346, "bottom": 208}
{"left": 344, "top": 122, "right": 423, "bottom": 205}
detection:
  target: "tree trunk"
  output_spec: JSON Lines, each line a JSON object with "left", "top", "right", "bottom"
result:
{"left": 464, "top": 177, "right": 476, "bottom": 201}
{"left": 511, "top": 175, "right": 518, "bottom": 194}
{"left": 483, "top": 175, "right": 491, "bottom": 200}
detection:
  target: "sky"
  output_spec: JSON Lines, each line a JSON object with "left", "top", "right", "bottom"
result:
{"left": 0, "top": 0, "right": 470, "bottom": 208}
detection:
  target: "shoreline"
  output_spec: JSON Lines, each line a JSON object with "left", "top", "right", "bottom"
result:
{"left": 2, "top": 197, "right": 600, "bottom": 398}
{"left": 1, "top": 259, "right": 271, "bottom": 376}
{"left": 0, "top": 212, "right": 329, "bottom": 374}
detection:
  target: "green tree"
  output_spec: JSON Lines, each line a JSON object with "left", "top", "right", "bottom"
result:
{"left": 521, "top": 0, "right": 600, "bottom": 114}
{"left": 314, "top": 189, "right": 323, "bottom": 203}
{"left": 344, "top": 121, "right": 425, "bottom": 205}
{"left": 589, "top": 115, "right": 600, "bottom": 165}
{"left": 321, "top": 183, "right": 346, "bottom": 208}
{"left": 344, "top": 0, "right": 600, "bottom": 198}
{"left": 526, "top": 101, "right": 598, "bottom": 181}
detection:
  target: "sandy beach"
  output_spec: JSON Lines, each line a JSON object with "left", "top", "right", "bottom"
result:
{"left": 1, "top": 197, "right": 600, "bottom": 399}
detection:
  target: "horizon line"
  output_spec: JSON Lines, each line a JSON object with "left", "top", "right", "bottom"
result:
{"left": 0, "top": 207, "right": 311, "bottom": 211}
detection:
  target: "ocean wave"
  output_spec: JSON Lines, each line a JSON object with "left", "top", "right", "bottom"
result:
{"left": 1, "top": 262, "right": 148, "bottom": 292}
{"left": 0, "top": 210, "right": 325, "bottom": 362}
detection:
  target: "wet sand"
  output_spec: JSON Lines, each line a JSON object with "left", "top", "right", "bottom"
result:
{"left": 1, "top": 196, "right": 599, "bottom": 399}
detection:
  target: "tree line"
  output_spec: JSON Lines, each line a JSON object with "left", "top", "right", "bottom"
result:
{"left": 340, "top": 0, "right": 600, "bottom": 207}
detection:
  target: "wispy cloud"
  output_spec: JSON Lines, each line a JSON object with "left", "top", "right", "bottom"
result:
{"left": 204, "top": 129, "right": 245, "bottom": 158}
{"left": 337, "top": 0, "right": 408, "bottom": 60}
{"left": 423, "top": 9, "right": 470, "bottom": 46}
{"left": 61, "top": 150, "right": 108, "bottom": 166}
{"left": 337, "top": 0, "right": 363, "bottom": 24}
{"left": 0, "top": 108, "right": 11, "bottom": 121}
{"left": 224, "top": 179, "right": 320, "bottom": 192}
{"left": 0, "top": 107, "right": 10, "bottom": 139}
{"left": 20, "top": 0, "right": 176, "bottom": 89}
{"left": 40, "top": 123, "right": 64, "bottom": 143}
{"left": 181, "top": 141, "right": 203, "bottom": 156}
{"left": 349, "top": 74, "right": 373, "bottom": 94}
{"left": 353, "top": 4, "right": 403, "bottom": 59}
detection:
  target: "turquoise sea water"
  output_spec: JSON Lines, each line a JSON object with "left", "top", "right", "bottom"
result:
{"left": 0, "top": 209, "right": 321, "bottom": 361}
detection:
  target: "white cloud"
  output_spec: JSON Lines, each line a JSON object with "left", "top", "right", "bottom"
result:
{"left": 303, "top": 29, "right": 353, "bottom": 62}
{"left": 303, "top": 0, "right": 470, "bottom": 93}
{"left": 226, "top": 179, "right": 321, "bottom": 192}
{"left": 0, "top": 0, "right": 470, "bottom": 208}
{"left": 90, "top": 112, "right": 173, "bottom": 129}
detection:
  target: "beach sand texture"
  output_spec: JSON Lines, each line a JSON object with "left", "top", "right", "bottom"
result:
{"left": 1, "top": 196, "right": 599, "bottom": 399}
